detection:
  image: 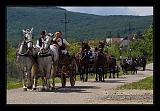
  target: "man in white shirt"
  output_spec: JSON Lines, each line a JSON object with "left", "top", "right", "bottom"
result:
{"left": 52, "top": 31, "right": 70, "bottom": 54}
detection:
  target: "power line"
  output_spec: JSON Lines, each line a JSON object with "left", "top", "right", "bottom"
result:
{"left": 61, "top": 10, "right": 70, "bottom": 40}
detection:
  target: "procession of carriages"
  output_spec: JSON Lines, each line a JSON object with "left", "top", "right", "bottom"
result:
{"left": 16, "top": 28, "right": 147, "bottom": 91}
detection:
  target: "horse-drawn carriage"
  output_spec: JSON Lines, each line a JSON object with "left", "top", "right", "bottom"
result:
{"left": 135, "top": 56, "right": 147, "bottom": 71}
{"left": 55, "top": 53, "right": 77, "bottom": 87}
{"left": 16, "top": 28, "right": 78, "bottom": 91}
{"left": 120, "top": 58, "right": 138, "bottom": 75}
{"left": 75, "top": 41, "right": 120, "bottom": 82}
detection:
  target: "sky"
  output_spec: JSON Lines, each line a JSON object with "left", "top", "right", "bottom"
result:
{"left": 59, "top": 7, "right": 153, "bottom": 16}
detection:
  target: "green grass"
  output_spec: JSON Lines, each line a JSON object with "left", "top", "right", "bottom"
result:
{"left": 147, "top": 60, "right": 153, "bottom": 64}
{"left": 7, "top": 80, "right": 22, "bottom": 90}
{"left": 117, "top": 76, "right": 153, "bottom": 90}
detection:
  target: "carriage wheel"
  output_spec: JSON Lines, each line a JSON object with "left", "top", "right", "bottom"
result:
{"left": 70, "top": 75, "right": 76, "bottom": 87}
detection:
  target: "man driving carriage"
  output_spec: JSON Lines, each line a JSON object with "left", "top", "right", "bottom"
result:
{"left": 51, "top": 31, "right": 70, "bottom": 61}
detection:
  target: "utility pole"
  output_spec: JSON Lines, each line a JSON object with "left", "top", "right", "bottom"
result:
{"left": 109, "top": 31, "right": 111, "bottom": 47}
{"left": 61, "top": 10, "right": 70, "bottom": 40}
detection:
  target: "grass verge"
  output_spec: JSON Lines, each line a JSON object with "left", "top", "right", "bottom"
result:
{"left": 117, "top": 76, "right": 153, "bottom": 90}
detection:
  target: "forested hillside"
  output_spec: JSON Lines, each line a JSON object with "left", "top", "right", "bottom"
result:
{"left": 7, "top": 7, "right": 153, "bottom": 47}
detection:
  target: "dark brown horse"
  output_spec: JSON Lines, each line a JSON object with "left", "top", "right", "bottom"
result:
{"left": 94, "top": 48, "right": 106, "bottom": 82}
{"left": 75, "top": 41, "right": 90, "bottom": 82}
{"left": 105, "top": 54, "right": 118, "bottom": 78}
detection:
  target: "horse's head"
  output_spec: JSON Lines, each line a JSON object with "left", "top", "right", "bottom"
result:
{"left": 18, "top": 28, "right": 34, "bottom": 55}
{"left": 22, "top": 27, "right": 33, "bottom": 49}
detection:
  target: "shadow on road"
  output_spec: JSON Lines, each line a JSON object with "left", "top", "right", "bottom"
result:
{"left": 90, "top": 79, "right": 126, "bottom": 84}
{"left": 144, "top": 69, "right": 153, "bottom": 71}
{"left": 37, "top": 85, "right": 100, "bottom": 93}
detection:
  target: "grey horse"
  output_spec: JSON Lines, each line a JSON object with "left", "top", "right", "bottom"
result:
{"left": 16, "top": 27, "right": 35, "bottom": 91}
{"left": 32, "top": 34, "right": 57, "bottom": 91}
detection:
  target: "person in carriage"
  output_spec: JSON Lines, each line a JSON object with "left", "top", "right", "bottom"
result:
{"left": 52, "top": 31, "right": 70, "bottom": 58}
{"left": 50, "top": 31, "right": 71, "bottom": 69}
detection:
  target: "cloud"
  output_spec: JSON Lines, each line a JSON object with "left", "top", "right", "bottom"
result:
{"left": 127, "top": 7, "right": 153, "bottom": 16}
{"left": 59, "top": 6, "right": 153, "bottom": 16}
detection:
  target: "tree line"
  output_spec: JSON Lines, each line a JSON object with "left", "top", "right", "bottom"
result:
{"left": 7, "top": 25, "right": 153, "bottom": 81}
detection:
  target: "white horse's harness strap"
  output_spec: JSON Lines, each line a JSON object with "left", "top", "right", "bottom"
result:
{"left": 26, "top": 40, "right": 33, "bottom": 44}
{"left": 52, "top": 44, "right": 59, "bottom": 48}
{"left": 17, "top": 53, "right": 28, "bottom": 56}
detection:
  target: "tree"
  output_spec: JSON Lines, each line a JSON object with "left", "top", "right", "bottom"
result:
{"left": 129, "top": 25, "right": 153, "bottom": 61}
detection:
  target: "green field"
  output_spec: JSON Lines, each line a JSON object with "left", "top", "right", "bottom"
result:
{"left": 117, "top": 76, "right": 153, "bottom": 90}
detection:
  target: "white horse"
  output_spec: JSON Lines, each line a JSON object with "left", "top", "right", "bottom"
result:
{"left": 16, "top": 27, "right": 35, "bottom": 91}
{"left": 33, "top": 34, "right": 60, "bottom": 91}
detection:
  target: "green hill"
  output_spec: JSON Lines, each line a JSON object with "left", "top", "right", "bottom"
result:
{"left": 6, "top": 6, "right": 153, "bottom": 47}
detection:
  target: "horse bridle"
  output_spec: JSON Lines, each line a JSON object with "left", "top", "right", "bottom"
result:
{"left": 17, "top": 40, "right": 33, "bottom": 56}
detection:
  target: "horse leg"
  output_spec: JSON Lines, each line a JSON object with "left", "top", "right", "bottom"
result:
{"left": 143, "top": 65, "right": 145, "bottom": 71}
{"left": 41, "top": 76, "right": 45, "bottom": 91}
{"left": 85, "top": 68, "right": 88, "bottom": 82}
{"left": 117, "top": 71, "right": 119, "bottom": 78}
{"left": 51, "top": 65, "right": 56, "bottom": 90}
{"left": 22, "top": 69, "right": 27, "bottom": 91}
{"left": 32, "top": 64, "right": 38, "bottom": 90}
{"left": 109, "top": 71, "right": 111, "bottom": 78}
{"left": 113, "top": 69, "right": 115, "bottom": 78}
{"left": 102, "top": 67, "right": 105, "bottom": 82}
{"left": 95, "top": 68, "right": 98, "bottom": 81}
{"left": 100, "top": 72, "right": 102, "bottom": 82}
{"left": 98, "top": 70, "right": 101, "bottom": 82}
{"left": 26, "top": 69, "right": 32, "bottom": 89}
{"left": 45, "top": 64, "right": 52, "bottom": 90}
{"left": 32, "top": 76, "right": 37, "bottom": 90}
{"left": 80, "top": 69, "right": 83, "bottom": 82}
{"left": 102, "top": 73, "right": 105, "bottom": 82}
{"left": 99, "top": 67, "right": 103, "bottom": 82}
{"left": 105, "top": 69, "right": 107, "bottom": 78}
{"left": 81, "top": 67, "right": 84, "bottom": 82}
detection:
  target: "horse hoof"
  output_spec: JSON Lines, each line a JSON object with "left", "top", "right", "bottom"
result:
{"left": 37, "top": 87, "right": 43, "bottom": 92}
{"left": 51, "top": 87, "right": 56, "bottom": 90}
{"left": 41, "top": 87, "right": 45, "bottom": 91}
{"left": 23, "top": 88, "right": 27, "bottom": 91}
{"left": 27, "top": 86, "right": 32, "bottom": 89}
{"left": 32, "top": 88, "right": 37, "bottom": 90}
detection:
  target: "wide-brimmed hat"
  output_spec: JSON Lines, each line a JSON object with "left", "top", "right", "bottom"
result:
{"left": 41, "top": 30, "right": 46, "bottom": 35}
{"left": 54, "top": 31, "right": 61, "bottom": 37}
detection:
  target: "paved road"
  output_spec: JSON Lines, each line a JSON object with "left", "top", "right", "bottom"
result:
{"left": 7, "top": 63, "right": 153, "bottom": 104}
